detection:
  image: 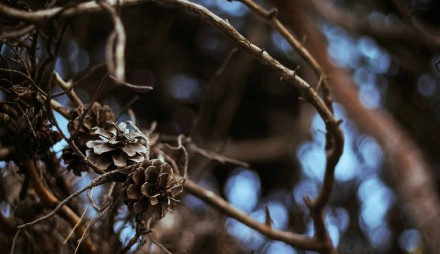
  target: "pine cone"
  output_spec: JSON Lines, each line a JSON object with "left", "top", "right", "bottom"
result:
{"left": 63, "top": 102, "right": 115, "bottom": 175}
{"left": 68, "top": 102, "right": 115, "bottom": 148}
{"left": 122, "top": 159, "right": 183, "bottom": 220}
{"left": 85, "top": 122, "right": 149, "bottom": 171}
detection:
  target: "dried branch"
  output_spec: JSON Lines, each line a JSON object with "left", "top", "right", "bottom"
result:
{"left": 74, "top": 206, "right": 111, "bottom": 254}
{"left": 237, "top": 0, "right": 328, "bottom": 88}
{"left": 0, "top": 0, "right": 340, "bottom": 123}
{"left": 50, "top": 98, "right": 72, "bottom": 118}
{"left": 52, "top": 72, "right": 83, "bottom": 108}
{"left": 21, "top": 160, "right": 97, "bottom": 253}
{"left": 165, "top": 135, "right": 188, "bottom": 181}
{"left": 188, "top": 143, "right": 249, "bottom": 168}
{"left": 17, "top": 168, "right": 121, "bottom": 230}
{"left": 109, "top": 75, "right": 153, "bottom": 90}
{"left": 0, "top": 1, "right": 340, "bottom": 147}
{"left": 184, "top": 179, "right": 322, "bottom": 250}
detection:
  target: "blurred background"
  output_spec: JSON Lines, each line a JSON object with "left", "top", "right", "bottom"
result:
{"left": 2, "top": 0, "right": 440, "bottom": 253}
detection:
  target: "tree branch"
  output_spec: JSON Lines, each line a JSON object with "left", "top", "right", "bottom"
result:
{"left": 282, "top": 1, "right": 440, "bottom": 252}
{"left": 184, "top": 179, "right": 322, "bottom": 251}
{"left": 21, "top": 160, "right": 97, "bottom": 254}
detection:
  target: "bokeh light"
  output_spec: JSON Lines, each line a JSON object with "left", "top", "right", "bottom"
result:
{"left": 417, "top": 73, "right": 437, "bottom": 97}
{"left": 166, "top": 74, "right": 201, "bottom": 103}
{"left": 225, "top": 168, "right": 261, "bottom": 213}
{"left": 399, "top": 229, "right": 422, "bottom": 252}
{"left": 264, "top": 241, "right": 297, "bottom": 254}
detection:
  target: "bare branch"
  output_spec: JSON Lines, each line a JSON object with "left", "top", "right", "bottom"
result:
{"left": 21, "top": 160, "right": 97, "bottom": 253}
{"left": 52, "top": 72, "right": 83, "bottom": 108}
{"left": 188, "top": 143, "right": 249, "bottom": 168}
{"left": 184, "top": 179, "right": 322, "bottom": 251}
{"left": 17, "top": 168, "right": 120, "bottom": 230}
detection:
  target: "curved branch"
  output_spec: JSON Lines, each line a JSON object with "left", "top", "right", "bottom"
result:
{"left": 283, "top": 1, "right": 440, "bottom": 252}
{"left": 184, "top": 179, "right": 322, "bottom": 250}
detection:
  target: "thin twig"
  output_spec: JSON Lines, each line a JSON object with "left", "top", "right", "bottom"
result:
{"left": 74, "top": 206, "right": 111, "bottom": 254}
{"left": 165, "top": 135, "right": 188, "bottom": 180}
{"left": 188, "top": 143, "right": 249, "bottom": 168}
{"left": 194, "top": 47, "right": 238, "bottom": 132}
{"left": 152, "top": 146, "right": 181, "bottom": 176}
{"left": 9, "top": 228, "right": 22, "bottom": 254}
{"left": 21, "top": 160, "right": 97, "bottom": 253}
{"left": 110, "top": 75, "right": 153, "bottom": 90}
{"left": 64, "top": 204, "right": 90, "bottom": 244}
{"left": 237, "top": 0, "right": 328, "bottom": 90}
{"left": 17, "top": 169, "right": 120, "bottom": 229}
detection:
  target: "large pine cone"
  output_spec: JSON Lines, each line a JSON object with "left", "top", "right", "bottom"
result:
{"left": 62, "top": 102, "right": 115, "bottom": 175}
{"left": 67, "top": 102, "right": 115, "bottom": 148}
{"left": 122, "top": 159, "right": 183, "bottom": 220}
{"left": 85, "top": 122, "right": 149, "bottom": 171}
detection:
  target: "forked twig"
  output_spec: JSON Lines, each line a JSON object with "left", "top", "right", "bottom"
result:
{"left": 17, "top": 169, "right": 121, "bottom": 230}
{"left": 188, "top": 143, "right": 249, "bottom": 168}
{"left": 165, "top": 135, "right": 188, "bottom": 180}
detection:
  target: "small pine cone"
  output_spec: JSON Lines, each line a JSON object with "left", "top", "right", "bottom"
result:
{"left": 85, "top": 122, "right": 149, "bottom": 171}
{"left": 122, "top": 159, "right": 183, "bottom": 220}
{"left": 62, "top": 147, "right": 89, "bottom": 176}
{"left": 68, "top": 102, "right": 115, "bottom": 149}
